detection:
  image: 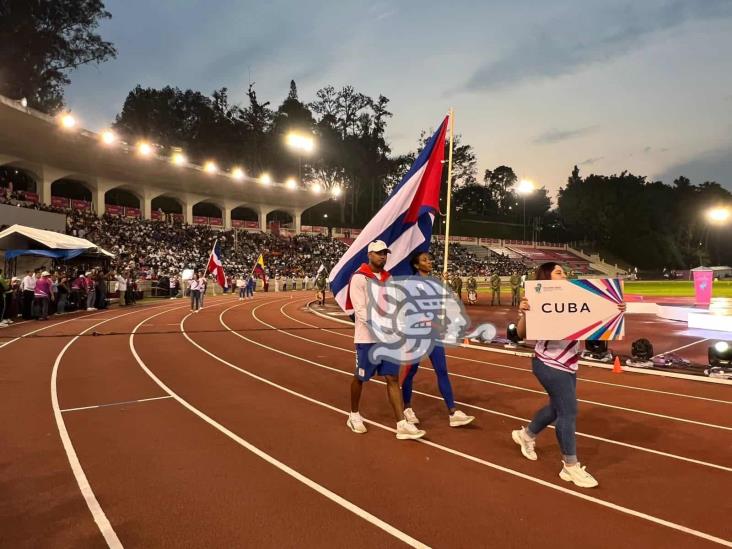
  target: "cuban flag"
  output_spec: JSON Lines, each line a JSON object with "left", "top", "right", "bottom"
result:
{"left": 206, "top": 239, "right": 228, "bottom": 288}
{"left": 329, "top": 116, "right": 448, "bottom": 313}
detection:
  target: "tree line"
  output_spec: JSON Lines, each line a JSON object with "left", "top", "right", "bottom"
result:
{"left": 1, "top": 0, "right": 730, "bottom": 267}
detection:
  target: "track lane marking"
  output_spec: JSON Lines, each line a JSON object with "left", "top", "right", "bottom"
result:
{"left": 257, "top": 302, "right": 732, "bottom": 471}
{"left": 127, "top": 303, "right": 429, "bottom": 549}
{"left": 254, "top": 302, "right": 732, "bottom": 432}
{"left": 49, "top": 297, "right": 230, "bottom": 547}
{"left": 181, "top": 302, "right": 732, "bottom": 547}
{"left": 61, "top": 395, "right": 172, "bottom": 413}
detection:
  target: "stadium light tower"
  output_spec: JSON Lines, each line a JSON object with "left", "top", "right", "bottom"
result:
{"left": 700, "top": 206, "right": 731, "bottom": 266}
{"left": 516, "top": 179, "right": 535, "bottom": 241}
{"left": 286, "top": 131, "right": 315, "bottom": 182}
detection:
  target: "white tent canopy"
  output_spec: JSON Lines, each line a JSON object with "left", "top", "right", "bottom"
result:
{"left": 0, "top": 224, "right": 114, "bottom": 257}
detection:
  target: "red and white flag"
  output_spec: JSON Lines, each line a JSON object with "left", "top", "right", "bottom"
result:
{"left": 206, "top": 239, "right": 227, "bottom": 288}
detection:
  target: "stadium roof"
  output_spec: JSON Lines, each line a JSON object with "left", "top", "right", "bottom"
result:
{"left": 0, "top": 95, "right": 326, "bottom": 212}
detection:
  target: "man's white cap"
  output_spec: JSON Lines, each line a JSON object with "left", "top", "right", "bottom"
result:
{"left": 367, "top": 240, "right": 391, "bottom": 253}
{"left": 42, "top": 271, "right": 50, "bottom": 276}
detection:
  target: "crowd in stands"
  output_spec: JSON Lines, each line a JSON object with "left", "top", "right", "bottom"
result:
{"left": 432, "top": 242, "right": 529, "bottom": 277}
{"left": 1, "top": 189, "right": 540, "bottom": 325}
{"left": 64, "top": 210, "right": 350, "bottom": 281}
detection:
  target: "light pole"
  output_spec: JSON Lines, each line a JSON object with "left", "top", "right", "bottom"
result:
{"left": 286, "top": 132, "right": 315, "bottom": 182}
{"left": 516, "top": 179, "right": 535, "bottom": 241}
{"left": 703, "top": 206, "right": 731, "bottom": 265}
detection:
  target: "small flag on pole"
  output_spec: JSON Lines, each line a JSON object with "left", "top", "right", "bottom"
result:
{"left": 206, "top": 239, "right": 227, "bottom": 288}
{"left": 253, "top": 254, "right": 266, "bottom": 279}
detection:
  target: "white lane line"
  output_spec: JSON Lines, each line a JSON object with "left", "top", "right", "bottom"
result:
{"left": 128, "top": 306, "right": 429, "bottom": 549}
{"left": 654, "top": 338, "right": 710, "bottom": 357}
{"left": 52, "top": 308, "right": 159, "bottom": 548}
{"left": 262, "top": 303, "right": 732, "bottom": 472}
{"left": 204, "top": 303, "right": 731, "bottom": 547}
{"left": 0, "top": 300, "right": 190, "bottom": 351}
{"left": 260, "top": 303, "right": 732, "bottom": 432}
{"left": 61, "top": 396, "right": 172, "bottom": 413}
{"left": 1, "top": 310, "right": 109, "bottom": 349}
{"left": 49, "top": 297, "right": 230, "bottom": 548}
{"left": 283, "top": 302, "right": 732, "bottom": 405}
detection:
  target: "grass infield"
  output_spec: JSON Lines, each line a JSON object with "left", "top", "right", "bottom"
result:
{"left": 474, "top": 280, "right": 732, "bottom": 298}
{"left": 624, "top": 280, "right": 732, "bottom": 297}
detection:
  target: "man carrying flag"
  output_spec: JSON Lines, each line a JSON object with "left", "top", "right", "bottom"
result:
{"left": 331, "top": 116, "right": 449, "bottom": 440}
{"left": 206, "top": 239, "right": 228, "bottom": 290}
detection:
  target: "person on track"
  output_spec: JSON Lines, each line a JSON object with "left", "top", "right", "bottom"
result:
{"left": 314, "top": 272, "right": 327, "bottom": 307}
{"left": 401, "top": 251, "right": 475, "bottom": 428}
{"left": 189, "top": 271, "right": 202, "bottom": 313}
{"left": 236, "top": 275, "right": 246, "bottom": 300}
{"left": 346, "top": 240, "right": 425, "bottom": 440}
{"left": 511, "top": 261, "right": 626, "bottom": 489}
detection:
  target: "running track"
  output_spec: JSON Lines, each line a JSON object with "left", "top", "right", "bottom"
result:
{"left": 1, "top": 294, "right": 730, "bottom": 547}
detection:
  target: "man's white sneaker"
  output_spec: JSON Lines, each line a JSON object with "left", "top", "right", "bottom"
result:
{"left": 512, "top": 427, "right": 537, "bottom": 461}
{"left": 346, "top": 412, "right": 367, "bottom": 434}
{"left": 559, "top": 462, "right": 599, "bottom": 488}
{"left": 396, "top": 419, "right": 425, "bottom": 440}
{"left": 403, "top": 407, "right": 420, "bottom": 424}
{"left": 449, "top": 410, "right": 475, "bottom": 427}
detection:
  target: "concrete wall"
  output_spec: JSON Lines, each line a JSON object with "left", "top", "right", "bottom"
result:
{"left": 0, "top": 203, "right": 65, "bottom": 232}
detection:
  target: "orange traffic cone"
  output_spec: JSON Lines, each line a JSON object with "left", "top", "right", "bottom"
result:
{"left": 612, "top": 356, "right": 623, "bottom": 374}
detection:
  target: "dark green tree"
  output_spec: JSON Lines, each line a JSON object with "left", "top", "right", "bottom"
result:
{"left": 0, "top": 0, "right": 117, "bottom": 112}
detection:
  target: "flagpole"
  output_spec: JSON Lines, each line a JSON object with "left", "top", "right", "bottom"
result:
{"left": 442, "top": 108, "right": 455, "bottom": 277}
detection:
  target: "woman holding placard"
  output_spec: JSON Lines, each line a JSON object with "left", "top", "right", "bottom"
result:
{"left": 511, "top": 262, "right": 625, "bottom": 488}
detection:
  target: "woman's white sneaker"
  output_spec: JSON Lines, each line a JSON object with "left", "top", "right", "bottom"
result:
{"left": 396, "top": 419, "right": 425, "bottom": 440}
{"left": 346, "top": 412, "right": 367, "bottom": 434}
{"left": 559, "top": 462, "right": 598, "bottom": 488}
{"left": 512, "top": 427, "right": 537, "bottom": 461}
{"left": 403, "top": 407, "right": 420, "bottom": 424}
{"left": 449, "top": 410, "right": 475, "bottom": 427}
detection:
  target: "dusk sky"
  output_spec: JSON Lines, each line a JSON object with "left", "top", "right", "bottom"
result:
{"left": 66, "top": 0, "right": 732, "bottom": 201}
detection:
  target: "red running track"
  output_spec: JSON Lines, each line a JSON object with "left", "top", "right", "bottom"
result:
{"left": 1, "top": 294, "right": 730, "bottom": 547}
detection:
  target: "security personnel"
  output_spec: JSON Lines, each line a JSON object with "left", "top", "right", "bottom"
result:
{"left": 315, "top": 272, "right": 327, "bottom": 306}
{"left": 510, "top": 271, "right": 521, "bottom": 307}
{"left": 490, "top": 271, "right": 501, "bottom": 306}
{"left": 466, "top": 275, "right": 478, "bottom": 305}
{"left": 450, "top": 273, "right": 463, "bottom": 301}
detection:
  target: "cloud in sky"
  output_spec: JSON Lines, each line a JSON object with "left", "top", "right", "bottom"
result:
{"left": 465, "top": 0, "right": 732, "bottom": 91}
{"left": 62, "top": 0, "right": 732, "bottom": 195}
{"left": 532, "top": 126, "right": 598, "bottom": 145}
{"left": 658, "top": 146, "right": 732, "bottom": 188}
{"left": 579, "top": 156, "right": 604, "bottom": 166}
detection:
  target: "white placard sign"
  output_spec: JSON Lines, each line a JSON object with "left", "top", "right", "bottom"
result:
{"left": 524, "top": 279, "right": 624, "bottom": 341}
